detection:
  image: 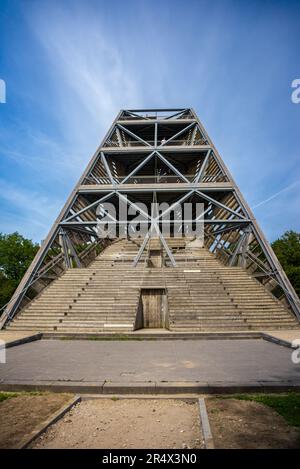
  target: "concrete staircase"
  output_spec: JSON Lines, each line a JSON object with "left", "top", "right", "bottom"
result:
{"left": 8, "top": 241, "right": 144, "bottom": 334}
{"left": 7, "top": 238, "right": 299, "bottom": 333}
{"left": 168, "top": 263, "right": 298, "bottom": 332}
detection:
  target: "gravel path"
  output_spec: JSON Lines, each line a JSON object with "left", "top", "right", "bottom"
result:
{"left": 32, "top": 399, "right": 203, "bottom": 449}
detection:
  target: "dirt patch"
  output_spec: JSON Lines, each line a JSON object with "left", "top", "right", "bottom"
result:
{"left": 0, "top": 393, "right": 72, "bottom": 448}
{"left": 32, "top": 398, "right": 203, "bottom": 449}
{"left": 206, "top": 398, "right": 300, "bottom": 449}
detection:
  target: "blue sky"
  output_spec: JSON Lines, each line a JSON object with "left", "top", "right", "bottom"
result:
{"left": 0, "top": 0, "right": 299, "bottom": 243}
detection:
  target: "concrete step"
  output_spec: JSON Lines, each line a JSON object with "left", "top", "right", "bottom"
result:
{"left": 8, "top": 238, "right": 298, "bottom": 334}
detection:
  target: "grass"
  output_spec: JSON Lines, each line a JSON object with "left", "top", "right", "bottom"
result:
{"left": 0, "top": 391, "right": 44, "bottom": 403}
{"left": 218, "top": 392, "right": 300, "bottom": 428}
{"left": 0, "top": 392, "right": 19, "bottom": 403}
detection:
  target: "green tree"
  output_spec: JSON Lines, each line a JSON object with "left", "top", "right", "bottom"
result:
{"left": 0, "top": 232, "right": 39, "bottom": 311}
{"left": 271, "top": 230, "right": 300, "bottom": 297}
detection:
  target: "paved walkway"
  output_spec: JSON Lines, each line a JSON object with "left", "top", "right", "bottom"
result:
{"left": 0, "top": 338, "right": 299, "bottom": 392}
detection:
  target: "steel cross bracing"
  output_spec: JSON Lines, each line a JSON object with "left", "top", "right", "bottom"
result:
{"left": 1, "top": 107, "right": 300, "bottom": 328}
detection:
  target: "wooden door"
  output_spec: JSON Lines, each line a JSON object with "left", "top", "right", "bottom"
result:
{"left": 141, "top": 289, "right": 165, "bottom": 328}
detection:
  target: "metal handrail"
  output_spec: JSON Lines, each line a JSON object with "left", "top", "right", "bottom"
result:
{"left": 206, "top": 232, "right": 300, "bottom": 308}
{"left": 104, "top": 139, "right": 207, "bottom": 148}
{"left": 118, "top": 115, "right": 193, "bottom": 121}
{"left": 83, "top": 174, "right": 229, "bottom": 184}
{"left": 0, "top": 254, "right": 64, "bottom": 316}
{"left": 0, "top": 239, "right": 104, "bottom": 321}
{"left": 219, "top": 244, "right": 300, "bottom": 315}
{"left": 244, "top": 251, "right": 300, "bottom": 309}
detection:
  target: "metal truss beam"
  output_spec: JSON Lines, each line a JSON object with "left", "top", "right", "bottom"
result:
{"left": 193, "top": 109, "right": 300, "bottom": 318}
{"left": 0, "top": 110, "right": 123, "bottom": 327}
{"left": 155, "top": 151, "right": 190, "bottom": 183}
{"left": 120, "top": 151, "right": 156, "bottom": 184}
{"left": 159, "top": 122, "right": 195, "bottom": 147}
{"left": 117, "top": 123, "right": 151, "bottom": 147}
{"left": 63, "top": 191, "right": 116, "bottom": 222}
{"left": 101, "top": 152, "right": 115, "bottom": 185}
{"left": 194, "top": 190, "right": 248, "bottom": 220}
{"left": 165, "top": 109, "right": 189, "bottom": 120}
{"left": 78, "top": 183, "right": 234, "bottom": 193}
{"left": 2, "top": 107, "right": 299, "bottom": 329}
{"left": 100, "top": 145, "right": 211, "bottom": 153}
{"left": 195, "top": 149, "right": 211, "bottom": 183}
{"left": 59, "top": 219, "right": 250, "bottom": 226}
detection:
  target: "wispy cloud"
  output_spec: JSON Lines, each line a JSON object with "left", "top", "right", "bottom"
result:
{"left": 0, "top": 0, "right": 299, "bottom": 243}
{"left": 0, "top": 179, "right": 62, "bottom": 240}
{"left": 27, "top": 3, "right": 143, "bottom": 142}
{"left": 252, "top": 180, "right": 300, "bottom": 209}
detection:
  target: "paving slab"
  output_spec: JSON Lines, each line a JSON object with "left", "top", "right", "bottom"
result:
{"left": 0, "top": 338, "right": 299, "bottom": 393}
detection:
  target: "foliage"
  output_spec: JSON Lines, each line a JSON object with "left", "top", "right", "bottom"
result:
{"left": 0, "top": 232, "right": 39, "bottom": 311}
{"left": 271, "top": 230, "right": 300, "bottom": 297}
{"left": 0, "top": 391, "right": 44, "bottom": 403}
{"left": 0, "top": 392, "right": 19, "bottom": 402}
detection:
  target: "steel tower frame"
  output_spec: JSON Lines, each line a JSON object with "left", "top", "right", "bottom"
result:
{"left": 1, "top": 108, "right": 300, "bottom": 328}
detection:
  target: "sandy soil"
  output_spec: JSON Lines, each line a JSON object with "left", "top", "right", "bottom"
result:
{"left": 206, "top": 398, "right": 300, "bottom": 449}
{"left": 0, "top": 393, "right": 72, "bottom": 449}
{"left": 32, "top": 398, "right": 203, "bottom": 449}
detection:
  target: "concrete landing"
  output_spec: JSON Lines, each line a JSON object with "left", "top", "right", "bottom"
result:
{"left": 0, "top": 331, "right": 42, "bottom": 348}
{"left": 0, "top": 338, "right": 299, "bottom": 394}
{"left": 43, "top": 330, "right": 263, "bottom": 341}
{"left": 263, "top": 330, "right": 300, "bottom": 348}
